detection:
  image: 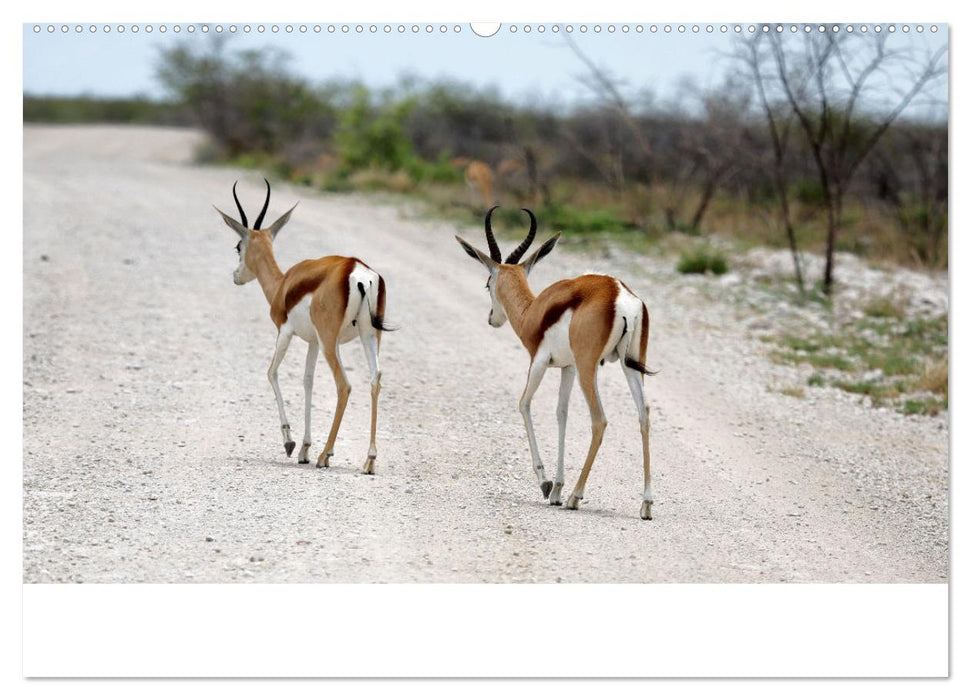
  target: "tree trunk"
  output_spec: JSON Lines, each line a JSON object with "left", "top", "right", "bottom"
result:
{"left": 690, "top": 176, "right": 717, "bottom": 232}
{"left": 822, "top": 191, "right": 842, "bottom": 296}
{"left": 775, "top": 173, "right": 805, "bottom": 295}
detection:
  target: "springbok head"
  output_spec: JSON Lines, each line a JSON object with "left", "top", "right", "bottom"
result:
{"left": 214, "top": 179, "right": 297, "bottom": 285}
{"left": 455, "top": 205, "right": 560, "bottom": 328}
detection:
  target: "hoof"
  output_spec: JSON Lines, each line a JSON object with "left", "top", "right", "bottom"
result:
{"left": 297, "top": 444, "right": 311, "bottom": 464}
{"left": 362, "top": 457, "right": 376, "bottom": 475}
{"left": 540, "top": 481, "right": 553, "bottom": 499}
{"left": 284, "top": 441, "right": 296, "bottom": 458}
{"left": 640, "top": 501, "right": 653, "bottom": 520}
{"left": 549, "top": 482, "right": 563, "bottom": 506}
{"left": 315, "top": 455, "right": 330, "bottom": 469}
{"left": 564, "top": 494, "right": 582, "bottom": 510}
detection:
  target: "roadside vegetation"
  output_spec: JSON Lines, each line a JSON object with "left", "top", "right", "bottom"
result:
{"left": 23, "top": 34, "right": 947, "bottom": 414}
{"left": 763, "top": 296, "right": 947, "bottom": 416}
{"left": 25, "top": 35, "right": 947, "bottom": 275}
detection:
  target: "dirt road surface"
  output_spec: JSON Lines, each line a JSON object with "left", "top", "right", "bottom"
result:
{"left": 23, "top": 125, "right": 948, "bottom": 582}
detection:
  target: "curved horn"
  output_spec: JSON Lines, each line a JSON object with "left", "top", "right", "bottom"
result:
{"left": 232, "top": 181, "right": 248, "bottom": 229}
{"left": 505, "top": 208, "right": 537, "bottom": 264}
{"left": 483, "top": 205, "right": 502, "bottom": 263}
{"left": 253, "top": 178, "right": 271, "bottom": 230}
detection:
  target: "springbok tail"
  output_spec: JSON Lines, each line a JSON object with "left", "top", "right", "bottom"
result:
{"left": 357, "top": 280, "right": 396, "bottom": 332}
{"left": 621, "top": 303, "right": 658, "bottom": 376}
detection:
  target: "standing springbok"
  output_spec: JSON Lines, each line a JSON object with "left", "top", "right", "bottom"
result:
{"left": 215, "top": 179, "right": 391, "bottom": 473}
{"left": 455, "top": 207, "right": 657, "bottom": 519}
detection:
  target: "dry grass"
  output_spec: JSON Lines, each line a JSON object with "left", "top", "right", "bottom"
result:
{"left": 864, "top": 293, "right": 907, "bottom": 319}
{"left": 915, "top": 357, "right": 949, "bottom": 398}
{"left": 778, "top": 386, "right": 806, "bottom": 399}
{"left": 268, "top": 153, "right": 948, "bottom": 272}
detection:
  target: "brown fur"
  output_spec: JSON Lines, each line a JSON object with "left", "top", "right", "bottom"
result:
{"left": 464, "top": 160, "right": 494, "bottom": 208}
{"left": 497, "top": 267, "right": 619, "bottom": 359}
{"left": 268, "top": 256, "right": 361, "bottom": 329}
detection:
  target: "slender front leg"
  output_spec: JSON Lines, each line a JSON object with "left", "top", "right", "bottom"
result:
{"left": 623, "top": 365, "right": 653, "bottom": 520}
{"left": 359, "top": 331, "right": 381, "bottom": 475}
{"left": 297, "top": 340, "right": 319, "bottom": 464}
{"left": 267, "top": 329, "right": 295, "bottom": 457}
{"left": 316, "top": 341, "right": 350, "bottom": 468}
{"left": 519, "top": 359, "right": 552, "bottom": 499}
{"left": 565, "top": 363, "right": 607, "bottom": 511}
{"left": 550, "top": 366, "right": 575, "bottom": 506}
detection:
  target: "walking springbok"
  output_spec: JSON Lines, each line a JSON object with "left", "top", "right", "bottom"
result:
{"left": 455, "top": 207, "right": 658, "bottom": 519}
{"left": 215, "top": 179, "right": 391, "bottom": 473}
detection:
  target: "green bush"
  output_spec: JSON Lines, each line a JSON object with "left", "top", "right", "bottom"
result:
{"left": 791, "top": 179, "right": 826, "bottom": 206}
{"left": 677, "top": 247, "right": 729, "bottom": 275}
{"left": 405, "top": 154, "right": 464, "bottom": 185}
{"left": 156, "top": 40, "right": 334, "bottom": 158}
{"left": 521, "top": 203, "right": 634, "bottom": 235}
{"left": 335, "top": 86, "right": 416, "bottom": 172}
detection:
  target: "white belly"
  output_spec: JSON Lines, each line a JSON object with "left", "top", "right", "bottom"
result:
{"left": 541, "top": 311, "right": 576, "bottom": 368}
{"left": 288, "top": 298, "right": 317, "bottom": 343}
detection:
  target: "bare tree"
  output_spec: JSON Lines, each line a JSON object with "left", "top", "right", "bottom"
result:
{"left": 767, "top": 30, "right": 946, "bottom": 295}
{"left": 566, "top": 37, "right": 747, "bottom": 234}
{"left": 564, "top": 32, "right": 654, "bottom": 167}
{"left": 737, "top": 33, "right": 807, "bottom": 294}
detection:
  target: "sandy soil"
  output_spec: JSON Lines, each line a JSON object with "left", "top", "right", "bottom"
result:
{"left": 22, "top": 125, "right": 949, "bottom": 582}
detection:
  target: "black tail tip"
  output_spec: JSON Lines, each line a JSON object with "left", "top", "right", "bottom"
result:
{"left": 625, "top": 357, "right": 659, "bottom": 376}
{"left": 371, "top": 316, "right": 397, "bottom": 332}
{"left": 357, "top": 281, "right": 366, "bottom": 296}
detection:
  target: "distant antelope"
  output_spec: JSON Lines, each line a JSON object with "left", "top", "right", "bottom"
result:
{"left": 215, "top": 179, "right": 391, "bottom": 473}
{"left": 455, "top": 207, "right": 657, "bottom": 519}
{"left": 451, "top": 158, "right": 495, "bottom": 209}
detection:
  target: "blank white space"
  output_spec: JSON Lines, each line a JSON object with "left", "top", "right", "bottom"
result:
{"left": 23, "top": 584, "right": 946, "bottom": 678}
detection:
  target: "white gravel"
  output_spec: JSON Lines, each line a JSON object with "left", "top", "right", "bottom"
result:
{"left": 23, "top": 125, "right": 948, "bottom": 583}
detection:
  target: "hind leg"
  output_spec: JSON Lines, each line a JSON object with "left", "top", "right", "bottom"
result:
{"left": 359, "top": 331, "right": 381, "bottom": 475}
{"left": 550, "top": 366, "right": 575, "bottom": 506}
{"left": 623, "top": 364, "right": 653, "bottom": 520}
{"left": 315, "top": 340, "right": 350, "bottom": 469}
{"left": 564, "top": 360, "right": 606, "bottom": 511}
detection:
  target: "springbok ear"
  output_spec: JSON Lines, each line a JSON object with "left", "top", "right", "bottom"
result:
{"left": 267, "top": 202, "right": 298, "bottom": 239}
{"left": 455, "top": 235, "right": 498, "bottom": 270}
{"left": 521, "top": 233, "right": 561, "bottom": 274}
{"left": 214, "top": 206, "right": 250, "bottom": 238}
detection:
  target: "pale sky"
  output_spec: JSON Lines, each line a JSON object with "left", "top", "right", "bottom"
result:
{"left": 23, "top": 23, "right": 948, "bottom": 117}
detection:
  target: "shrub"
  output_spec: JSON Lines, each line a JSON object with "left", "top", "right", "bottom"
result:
{"left": 335, "top": 86, "right": 416, "bottom": 172}
{"left": 864, "top": 294, "right": 906, "bottom": 319}
{"left": 677, "top": 247, "right": 729, "bottom": 276}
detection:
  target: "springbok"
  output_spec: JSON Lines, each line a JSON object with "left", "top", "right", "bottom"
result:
{"left": 450, "top": 158, "right": 494, "bottom": 209}
{"left": 455, "top": 207, "right": 657, "bottom": 519}
{"left": 215, "top": 179, "right": 391, "bottom": 473}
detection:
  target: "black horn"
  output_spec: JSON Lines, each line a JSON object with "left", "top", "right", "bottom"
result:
{"left": 504, "top": 208, "right": 537, "bottom": 264}
{"left": 232, "top": 181, "right": 248, "bottom": 229}
{"left": 483, "top": 205, "right": 502, "bottom": 263}
{"left": 253, "top": 178, "right": 271, "bottom": 230}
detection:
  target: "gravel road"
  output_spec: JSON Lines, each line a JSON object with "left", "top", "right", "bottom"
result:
{"left": 23, "top": 125, "right": 949, "bottom": 583}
